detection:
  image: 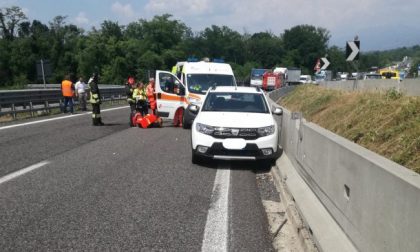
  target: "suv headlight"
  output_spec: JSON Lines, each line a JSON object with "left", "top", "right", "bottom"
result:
{"left": 196, "top": 123, "right": 215, "bottom": 135}
{"left": 257, "top": 125, "right": 275, "bottom": 137}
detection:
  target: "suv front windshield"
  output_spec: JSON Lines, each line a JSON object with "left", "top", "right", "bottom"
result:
{"left": 187, "top": 74, "right": 236, "bottom": 94}
{"left": 202, "top": 92, "right": 269, "bottom": 113}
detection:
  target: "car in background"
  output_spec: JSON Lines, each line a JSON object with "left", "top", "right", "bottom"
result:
{"left": 299, "top": 75, "right": 312, "bottom": 84}
{"left": 250, "top": 68, "right": 268, "bottom": 88}
{"left": 190, "top": 86, "right": 283, "bottom": 164}
{"left": 363, "top": 73, "right": 383, "bottom": 80}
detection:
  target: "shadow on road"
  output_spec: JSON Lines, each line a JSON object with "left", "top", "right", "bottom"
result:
{"left": 196, "top": 148, "right": 284, "bottom": 174}
{"left": 102, "top": 123, "right": 123, "bottom": 127}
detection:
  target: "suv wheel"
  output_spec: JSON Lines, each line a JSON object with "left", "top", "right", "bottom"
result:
{"left": 192, "top": 151, "right": 201, "bottom": 164}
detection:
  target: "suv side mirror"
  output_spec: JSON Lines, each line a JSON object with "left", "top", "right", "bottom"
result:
{"left": 188, "top": 104, "right": 199, "bottom": 114}
{"left": 272, "top": 107, "right": 283, "bottom": 116}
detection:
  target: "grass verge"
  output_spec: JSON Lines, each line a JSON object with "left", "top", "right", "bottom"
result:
{"left": 279, "top": 85, "right": 420, "bottom": 173}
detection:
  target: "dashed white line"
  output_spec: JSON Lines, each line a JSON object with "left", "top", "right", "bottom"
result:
{"left": 0, "top": 161, "right": 50, "bottom": 185}
{"left": 201, "top": 167, "right": 231, "bottom": 252}
{"left": 0, "top": 106, "right": 129, "bottom": 131}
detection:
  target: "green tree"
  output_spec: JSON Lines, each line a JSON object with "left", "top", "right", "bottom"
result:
{"left": 245, "top": 32, "right": 283, "bottom": 68}
{"left": 0, "top": 6, "right": 27, "bottom": 40}
{"left": 281, "top": 25, "right": 330, "bottom": 72}
{"left": 140, "top": 14, "right": 190, "bottom": 54}
{"left": 100, "top": 20, "right": 123, "bottom": 40}
{"left": 326, "top": 46, "right": 349, "bottom": 75}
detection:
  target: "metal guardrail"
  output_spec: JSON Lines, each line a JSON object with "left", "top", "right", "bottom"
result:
{"left": 26, "top": 84, "right": 123, "bottom": 89}
{"left": 0, "top": 87, "right": 126, "bottom": 119}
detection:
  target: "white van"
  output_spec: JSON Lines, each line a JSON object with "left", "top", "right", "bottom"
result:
{"left": 299, "top": 75, "right": 312, "bottom": 84}
{"left": 155, "top": 60, "right": 237, "bottom": 128}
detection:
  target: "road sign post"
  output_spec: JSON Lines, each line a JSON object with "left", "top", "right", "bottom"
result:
{"left": 41, "top": 59, "right": 46, "bottom": 88}
{"left": 346, "top": 39, "right": 361, "bottom": 90}
{"left": 36, "top": 59, "right": 52, "bottom": 88}
{"left": 417, "top": 65, "right": 420, "bottom": 78}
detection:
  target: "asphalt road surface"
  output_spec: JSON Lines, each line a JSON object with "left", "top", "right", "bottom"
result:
{"left": 0, "top": 106, "right": 274, "bottom": 251}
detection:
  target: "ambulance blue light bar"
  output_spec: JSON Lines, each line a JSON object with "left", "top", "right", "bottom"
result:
{"left": 187, "top": 57, "right": 198, "bottom": 62}
{"left": 212, "top": 58, "right": 224, "bottom": 63}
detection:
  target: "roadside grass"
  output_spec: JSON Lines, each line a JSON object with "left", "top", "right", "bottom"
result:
{"left": 279, "top": 85, "right": 420, "bottom": 173}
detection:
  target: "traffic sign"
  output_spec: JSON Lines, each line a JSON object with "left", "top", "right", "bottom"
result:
{"left": 346, "top": 41, "right": 360, "bottom": 61}
{"left": 321, "top": 57, "right": 330, "bottom": 70}
{"left": 314, "top": 58, "right": 321, "bottom": 72}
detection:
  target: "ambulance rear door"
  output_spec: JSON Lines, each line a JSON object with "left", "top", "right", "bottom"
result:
{"left": 155, "top": 71, "right": 186, "bottom": 120}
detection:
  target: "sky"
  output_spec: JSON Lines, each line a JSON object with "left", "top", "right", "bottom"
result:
{"left": 1, "top": 0, "right": 420, "bottom": 51}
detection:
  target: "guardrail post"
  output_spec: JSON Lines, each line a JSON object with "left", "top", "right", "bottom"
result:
{"left": 45, "top": 101, "right": 49, "bottom": 114}
{"left": 29, "top": 101, "right": 34, "bottom": 117}
{"left": 118, "top": 94, "right": 122, "bottom": 104}
{"left": 11, "top": 103, "right": 16, "bottom": 119}
{"left": 59, "top": 99, "right": 63, "bottom": 113}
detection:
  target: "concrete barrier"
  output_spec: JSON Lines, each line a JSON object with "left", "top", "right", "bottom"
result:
{"left": 319, "top": 79, "right": 420, "bottom": 96}
{"left": 269, "top": 90, "right": 420, "bottom": 252}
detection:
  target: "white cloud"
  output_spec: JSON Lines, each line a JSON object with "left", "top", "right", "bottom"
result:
{"left": 21, "top": 7, "right": 29, "bottom": 15}
{"left": 0, "top": 0, "right": 18, "bottom": 8}
{"left": 144, "top": 0, "right": 212, "bottom": 16}
{"left": 111, "top": 1, "right": 135, "bottom": 18}
{"left": 74, "top": 12, "right": 89, "bottom": 26}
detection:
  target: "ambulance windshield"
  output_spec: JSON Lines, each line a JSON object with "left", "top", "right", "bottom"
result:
{"left": 187, "top": 74, "right": 236, "bottom": 94}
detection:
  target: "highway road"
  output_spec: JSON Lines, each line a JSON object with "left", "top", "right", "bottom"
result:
{"left": 0, "top": 106, "right": 276, "bottom": 251}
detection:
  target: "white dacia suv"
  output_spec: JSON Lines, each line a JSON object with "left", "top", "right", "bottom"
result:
{"left": 190, "top": 86, "right": 283, "bottom": 164}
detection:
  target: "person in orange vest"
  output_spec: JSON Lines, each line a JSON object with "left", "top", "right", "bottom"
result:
{"left": 61, "top": 75, "right": 75, "bottom": 114}
{"left": 146, "top": 78, "right": 156, "bottom": 115}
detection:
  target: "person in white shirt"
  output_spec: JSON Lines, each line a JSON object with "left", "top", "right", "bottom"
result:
{"left": 75, "top": 77, "right": 88, "bottom": 111}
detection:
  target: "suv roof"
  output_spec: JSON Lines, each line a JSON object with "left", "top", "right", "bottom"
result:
{"left": 209, "top": 86, "right": 263, "bottom": 94}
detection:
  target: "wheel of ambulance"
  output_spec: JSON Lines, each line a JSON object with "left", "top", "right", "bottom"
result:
{"left": 182, "top": 110, "right": 191, "bottom": 129}
{"left": 174, "top": 107, "right": 184, "bottom": 127}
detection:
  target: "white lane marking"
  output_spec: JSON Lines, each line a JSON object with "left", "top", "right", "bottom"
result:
{"left": 0, "top": 106, "right": 129, "bottom": 131}
{"left": 0, "top": 161, "right": 50, "bottom": 185}
{"left": 201, "top": 167, "right": 231, "bottom": 252}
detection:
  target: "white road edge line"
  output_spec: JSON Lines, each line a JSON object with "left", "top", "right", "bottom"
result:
{"left": 0, "top": 106, "right": 129, "bottom": 131}
{"left": 0, "top": 161, "right": 50, "bottom": 185}
{"left": 201, "top": 168, "right": 231, "bottom": 252}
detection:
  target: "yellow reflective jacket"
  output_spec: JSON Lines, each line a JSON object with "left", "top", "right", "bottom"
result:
{"left": 133, "top": 87, "right": 147, "bottom": 101}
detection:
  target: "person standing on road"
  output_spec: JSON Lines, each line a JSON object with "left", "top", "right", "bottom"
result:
{"left": 146, "top": 78, "right": 156, "bottom": 115}
{"left": 61, "top": 75, "right": 75, "bottom": 114}
{"left": 133, "top": 82, "right": 148, "bottom": 117}
{"left": 88, "top": 72, "right": 104, "bottom": 126}
{"left": 125, "top": 76, "right": 136, "bottom": 126}
{"left": 75, "top": 77, "right": 88, "bottom": 111}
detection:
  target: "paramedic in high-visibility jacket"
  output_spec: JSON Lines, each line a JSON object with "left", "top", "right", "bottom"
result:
{"left": 146, "top": 78, "right": 156, "bottom": 115}
{"left": 132, "top": 82, "right": 148, "bottom": 117}
{"left": 88, "top": 72, "right": 104, "bottom": 126}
